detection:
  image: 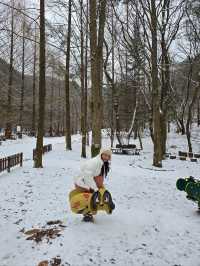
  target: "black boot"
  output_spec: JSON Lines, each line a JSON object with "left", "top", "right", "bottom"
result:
{"left": 82, "top": 213, "right": 94, "bottom": 222}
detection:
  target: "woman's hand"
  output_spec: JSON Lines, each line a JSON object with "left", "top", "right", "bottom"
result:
{"left": 94, "top": 175, "right": 104, "bottom": 189}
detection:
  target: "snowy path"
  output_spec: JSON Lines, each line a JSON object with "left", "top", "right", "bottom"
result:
{"left": 0, "top": 134, "right": 200, "bottom": 266}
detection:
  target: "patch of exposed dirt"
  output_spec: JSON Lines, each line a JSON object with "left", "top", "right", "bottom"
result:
{"left": 25, "top": 228, "right": 61, "bottom": 243}
{"left": 23, "top": 220, "right": 65, "bottom": 243}
{"left": 38, "top": 257, "right": 62, "bottom": 266}
{"left": 46, "top": 220, "right": 62, "bottom": 225}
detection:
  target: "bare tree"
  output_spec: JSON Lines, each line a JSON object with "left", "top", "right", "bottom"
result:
{"left": 65, "top": 0, "right": 72, "bottom": 150}
{"left": 89, "top": 0, "right": 107, "bottom": 157}
{"left": 31, "top": 24, "right": 37, "bottom": 136}
{"left": 34, "top": 0, "right": 46, "bottom": 168}
{"left": 80, "top": 0, "right": 87, "bottom": 157}
{"left": 5, "top": 0, "right": 14, "bottom": 139}
{"left": 19, "top": 11, "right": 26, "bottom": 133}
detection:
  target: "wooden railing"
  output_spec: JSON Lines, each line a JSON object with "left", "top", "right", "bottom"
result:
{"left": 33, "top": 144, "right": 52, "bottom": 160}
{"left": 0, "top": 153, "right": 23, "bottom": 173}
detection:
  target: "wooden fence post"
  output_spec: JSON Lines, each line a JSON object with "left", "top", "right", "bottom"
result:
{"left": 7, "top": 156, "right": 11, "bottom": 172}
{"left": 20, "top": 153, "right": 23, "bottom": 167}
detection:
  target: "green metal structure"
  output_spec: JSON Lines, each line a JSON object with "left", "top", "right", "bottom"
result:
{"left": 176, "top": 176, "right": 200, "bottom": 208}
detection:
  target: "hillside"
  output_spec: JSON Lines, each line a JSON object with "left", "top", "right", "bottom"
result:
{"left": 0, "top": 58, "right": 81, "bottom": 133}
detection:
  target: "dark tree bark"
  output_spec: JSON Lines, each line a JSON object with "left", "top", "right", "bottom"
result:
{"left": 49, "top": 70, "right": 54, "bottom": 137}
{"left": 65, "top": 0, "right": 72, "bottom": 150}
{"left": 5, "top": 1, "right": 14, "bottom": 139}
{"left": 151, "top": 0, "right": 162, "bottom": 167}
{"left": 81, "top": 0, "right": 86, "bottom": 158}
{"left": 34, "top": 0, "right": 46, "bottom": 168}
{"left": 178, "top": 60, "right": 193, "bottom": 135}
{"left": 178, "top": 118, "right": 186, "bottom": 135}
{"left": 198, "top": 97, "right": 200, "bottom": 127}
{"left": 160, "top": 2, "right": 169, "bottom": 157}
{"left": 19, "top": 18, "right": 26, "bottom": 132}
{"left": 138, "top": 128, "right": 143, "bottom": 150}
{"left": 85, "top": 0, "right": 89, "bottom": 147}
{"left": 186, "top": 84, "right": 199, "bottom": 152}
{"left": 110, "top": 6, "right": 115, "bottom": 148}
{"left": 31, "top": 25, "right": 37, "bottom": 136}
{"left": 56, "top": 82, "right": 62, "bottom": 136}
{"left": 186, "top": 89, "right": 198, "bottom": 152}
{"left": 89, "top": 0, "right": 107, "bottom": 157}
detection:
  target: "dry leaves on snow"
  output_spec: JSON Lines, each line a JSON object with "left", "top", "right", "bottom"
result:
{"left": 38, "top": 257, "right": 62, "bottom": 266}
{"left": 23, "top": 220, "right": 66, "bottom": 243}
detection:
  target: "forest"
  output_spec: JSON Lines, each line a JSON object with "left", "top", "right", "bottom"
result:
{"left": 0, "top": 0, "right": 199, "bottom": 167}
{"left": 1, "top": 1, "right": 200, "bottom": 265}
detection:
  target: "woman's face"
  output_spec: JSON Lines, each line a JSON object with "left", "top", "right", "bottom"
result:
{"left": 101, "top": 153, "right": 111, "bottom": 162}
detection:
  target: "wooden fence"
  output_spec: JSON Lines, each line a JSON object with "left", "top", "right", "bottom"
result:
{"left": 33, "top": 144, "right": 52, "bottom": 160}
{"left": 0, "top": 153, "right": 23, "bottom": 173}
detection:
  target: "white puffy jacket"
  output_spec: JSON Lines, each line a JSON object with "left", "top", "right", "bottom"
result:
{"left": 74, "top": 149, "right": 110, "bottom": 190}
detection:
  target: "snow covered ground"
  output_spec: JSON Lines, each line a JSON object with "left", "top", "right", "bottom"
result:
{"left": 0, "top": 131, "right": 200, "bottom": 266}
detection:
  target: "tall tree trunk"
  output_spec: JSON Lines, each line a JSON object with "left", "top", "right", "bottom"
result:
{"left": 186, "top": 86, "right": 199, "bottom": 152}
{"left": 34, "top": 0, "right": 46, "bottom": 168}
{"left": 62, "top": 103, "right": 65, "bottom": 135}
{"left": 151, "top": 0, "right": 162, "bottom": 167}
{"left": 32, "top": 25, "right": 37, "bottom": 136}
{"left": 160, "top": 0, "right": 170, "bottom": 157}
{"left": 168, "top": 121, "right": 170, "bottom": 133}
{"left": 160, "top": 52, "right": 169, "bottom": 157}
{"left": 81, "top": 0, "right": 86, "bottom": 158}
{"left": 49, "top": 70, "right": 54, "bottom": 137}
{"left": 19, "top": 18, "right": 25, "bottom": 132}
{"left": 5, "top": 0, "right": 14, "bottom": 139}
{"left": 179, "top": 60, "right": 193, "bottom": 135}
{"left": 111, "top": 5, "right": 115, "bottom": 147}
{"left": 197, "top": 97, "right": 200, "bottom": 126}
{"left": 178, "top": 118, "right": 185, "bottom": 135}
{"left": 65, "top": 0, "right": 72, "bottom": 150}
{"left": 138, "top": 128, "right": 143, "bottom": 150}
{"left": 125, "top": 0, "right": 129, "bottom": 88}
{"left": 160, "top": 115, "right": 167, "bottom": 156}
{"left": 85, "top": 0, "right": 89, "bottom": 146}
{"left": 89, "top": 0, "right": 107, "bottom": 157}
{"left": 56, "top": 82, "right": 61, "bottom": 136}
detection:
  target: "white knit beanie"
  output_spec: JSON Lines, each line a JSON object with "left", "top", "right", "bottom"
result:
{"left": 100, "top": 148, "right": 112, "bottom": 157}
